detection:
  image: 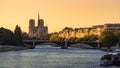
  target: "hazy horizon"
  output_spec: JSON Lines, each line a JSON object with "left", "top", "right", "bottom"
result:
{"left": 0, "top": 0, "right": 120, "bottom": 33}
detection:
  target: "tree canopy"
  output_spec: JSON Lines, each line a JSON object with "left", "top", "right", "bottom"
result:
{"left": 0, "top": 25, "right": 24, "bottom": 46}
{"left": 49, "top": 33, "right": 64, "bottom": 41}
{"left": 14, "top": 25, "right": 24, "bottom": 46}
{"left": 114, "top": 30, "right": 120, "bottom": 47}
{"left": 0, "top": 27, "right": 15, "bottom": 45}
{"left": 99, "top": 31, "right": 117, "bottom": 49}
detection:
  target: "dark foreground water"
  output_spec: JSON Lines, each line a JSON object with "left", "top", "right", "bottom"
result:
{"left": 0, "top": 45, "right": 119, "bottom": 68}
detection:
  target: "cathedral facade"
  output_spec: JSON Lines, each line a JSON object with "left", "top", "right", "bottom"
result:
{"left": 28, "top": 13, "right": 48, "bottom": 39}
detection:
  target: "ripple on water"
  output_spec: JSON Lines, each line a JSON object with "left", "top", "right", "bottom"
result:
{"left": 0, "top": 45, "right": 118, "bottom": 68}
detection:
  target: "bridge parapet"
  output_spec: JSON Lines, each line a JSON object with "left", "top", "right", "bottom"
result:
{"left": 23, "top": 40, "right": 99, "bottom": 49}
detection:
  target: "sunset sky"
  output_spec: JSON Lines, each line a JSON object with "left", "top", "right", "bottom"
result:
{"left": 0, "top": 0, "right": 120, "bottom": 33}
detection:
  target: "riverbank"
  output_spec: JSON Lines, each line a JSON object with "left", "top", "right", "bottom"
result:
{"left": 0, "top": 45, "right": 30, "bottom": 52}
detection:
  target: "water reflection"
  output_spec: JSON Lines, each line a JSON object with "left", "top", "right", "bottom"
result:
{"left": 0, "top": 45, "right": 119, "bottom": 68}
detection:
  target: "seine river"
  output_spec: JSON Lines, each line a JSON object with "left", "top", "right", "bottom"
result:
{"left": 0, "top": 45, "right": 119, "bottom": 68}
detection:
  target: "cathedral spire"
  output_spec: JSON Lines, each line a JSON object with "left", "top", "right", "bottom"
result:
{"left": 38, "top": 11, "right": 41, "bottom": 27}
{"left": 38, "top": 11, "right": 40, "bottom": 21}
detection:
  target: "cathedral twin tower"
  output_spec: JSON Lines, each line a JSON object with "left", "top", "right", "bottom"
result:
{"left": 28, "top": 13, "right": 48, "bottom": 39}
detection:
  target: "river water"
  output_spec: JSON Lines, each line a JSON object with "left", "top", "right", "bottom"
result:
{"left": 0, "top": 45, "right": 119, "bottom": 68}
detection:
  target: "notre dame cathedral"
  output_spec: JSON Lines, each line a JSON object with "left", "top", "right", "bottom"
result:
{"left": 28, "top": 13, "right": 48, "bottom": 39}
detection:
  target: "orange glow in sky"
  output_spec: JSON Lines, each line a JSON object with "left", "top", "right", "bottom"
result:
{"left": 0, "top": 0, "right": 120, "bottom": 33}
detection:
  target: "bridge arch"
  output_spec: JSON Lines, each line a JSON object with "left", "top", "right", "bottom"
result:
{"left": 33, "top": 42, "right": 61, "bottom": 48}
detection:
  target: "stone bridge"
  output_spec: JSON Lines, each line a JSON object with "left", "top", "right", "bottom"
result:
{"left": 23, "top": 40, "right": 99, "bottom": 49}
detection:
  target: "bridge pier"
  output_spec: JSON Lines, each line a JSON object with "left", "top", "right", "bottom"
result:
{"left": 33, "top": 41, "right": 35, "bottom": 47}
{"left": 29, "top": 41, "right": 35, "bottom": 49}
{"left": 96, "top": 40, "right": 100, "bottom": 48}
{"left": 61, "top": 39, "right": 68, "bottom": 49}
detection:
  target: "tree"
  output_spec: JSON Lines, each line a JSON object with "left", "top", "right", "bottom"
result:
{"left": 83, "top": 35, "right": 98, "bottom": 42}
{"left": 114, "top": 30, "right": 120, "bottom": 47}
{"left": 75, "top": 38, "right": 84, "bottom": 42}
{"left": 89, "top": 35, "right": 98, "bottom": 42}
{"left": 99, "top": 31, "right": 117, "bottom": 50}
{"left": 69, "top": 37, "right": 77, "bottom": 42}
{"left": 14, "top": 25, "right": 24, "bottom": 46}
{"left": 83, "top": 35, "right": 91, "bottom": 41}
{"left": 49, "top": 33, "right": 64, "bottom": 41}
{"left": 0, "top": 27, "right": 15, "bottom": 45}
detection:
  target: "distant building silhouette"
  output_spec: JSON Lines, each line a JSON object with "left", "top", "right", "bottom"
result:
{"left": 59, "top": 23, "right": 120, "bottom": 39}
{"left": 28, "top": 13, "right": 48, "bottom": 39}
